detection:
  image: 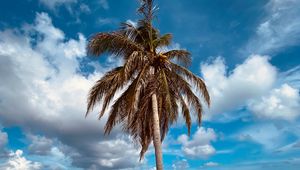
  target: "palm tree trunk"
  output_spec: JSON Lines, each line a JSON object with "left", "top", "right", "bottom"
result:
{"left": 151, "top": 93, "right": 163, "bottom": 170}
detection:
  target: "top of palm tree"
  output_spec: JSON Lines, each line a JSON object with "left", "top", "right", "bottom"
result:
{"left": 86, "top": 0, "right": 210, "bottom": 160}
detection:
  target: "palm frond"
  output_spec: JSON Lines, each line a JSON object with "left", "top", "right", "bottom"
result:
{"left": 178, "top": 95, "right": 191, "bottom": 136}
{"left": 86, "top": 67, "right": 124, "bottom": 116}
{"left": 119, "top": 21, "right": 144, "bottom": 43}
{"left": 104, "top": 65, "right": 150, "bottom": 134}
{"left": 87, "top": 32, "right": 143, "bottom": 57}
{"left": 138, "top": 0, "right": 156, "bottom": 22}
{"left": 153, "top": 33, "right": 172, "bottom": 48}
{"left": 170, "top": 63, "right": 210, "bottom": 106}
{"left": 163, "top": 50, "right": 191, "bottom": 66}
{"left": 165, "top": 69, "right": 204, "bottom": 124}
{"left": 123, "top": 51, "right": 148, "bottom": 78}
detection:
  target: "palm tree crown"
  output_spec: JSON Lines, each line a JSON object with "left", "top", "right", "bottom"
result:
{"left": 86, "top": 0, "right": 210, "bottom": 161}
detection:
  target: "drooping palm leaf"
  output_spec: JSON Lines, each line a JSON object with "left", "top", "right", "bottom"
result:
{"left": 163, "top": 50, "right": 191, "bottom": 66}
{"left": 86, "top": 66, "right": 124, "bottom": 115}
{"left": 87, "top": 32, "right": 143, "bottom": 57}
{"left": 170, "top": 62, "right": 210, "bottom": 106}
{"left": 165, "top": 69, "right": 204, "bottom": 124}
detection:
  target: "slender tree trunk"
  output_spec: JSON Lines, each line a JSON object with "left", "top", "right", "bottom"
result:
{"left": 151, "top": 93, "right": 163, "bottom": 170}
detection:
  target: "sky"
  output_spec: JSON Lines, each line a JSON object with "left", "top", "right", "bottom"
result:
{"left": 0, "top": 0, "right": 300, "bottom": 169}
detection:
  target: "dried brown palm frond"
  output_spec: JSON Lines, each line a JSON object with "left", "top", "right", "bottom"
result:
{"left": 163, "top": 50, "right": 191, "bottom": 66}
{"left": 178, "top": 95, "right": 192, "bottom": 135}
{"left": 86, "top": 66, "right": 124, "bottom": 115}
{"left": 104, "top": 65, "right": 150, "bottom": 134}
{"left": 165, "top": 69, "right": 204, "bottom": 124}
{"left": 87, "top": 32, "right": 143, "bottom": 57}
{"left": 138, "top": 0, "right": 157, "bottom": 22}
{"left": 170, "top": 62, "right": 210, "bottom": 106}
{"left": 153, "top": 33, "right": 172, "bottom": 48}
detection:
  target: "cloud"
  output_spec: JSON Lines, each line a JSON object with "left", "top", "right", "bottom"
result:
{"left": 0, "top": 130, "right": 8, "bottom": 156}
{"left": 243, "top": 0, "right": 300, "bottom": 55}
{"left": 27, "top": 135, "right": 53, "bottom": 156}
{"left": 236, "top": 123, "right": 287, "bottom": 150}
{"left": 201, "top": 55, "right": 277, "bottom": 120}
{"left": 0, "top": 130, "right": 7, "bottom": 149}
{"left": 249, "top": 84, "right": 300, "bottom": 121}
{"left": 39, "top": 0, "right": 77, "bottom": 10}
{"left": 198, "top": 158, "right": 300, "bottom": 170}
{"left": 204, "top": 161, "right": 219, "bottom": 167}
{"left": 0, "top": 12, "right": 140, "bottom": 169}
{"left": 99, "top": 0, "right": 109, "bottom": 10}
{"left": 79, "top": 3, "right": 91, "bottom": 14}
{"left": 201, "top": 54, "right": 300, "bottom": 122}
{"left": 5, "top": 150, "right": 42, "bottom": 170}
{"left": 279, "top": 65, "right": 300, "bottom": 89}
{"left": 178, "top": 127, "right": 217, "bottom": 159}
{"left": 172, "top": 159, "right": 189, "bottom": 170}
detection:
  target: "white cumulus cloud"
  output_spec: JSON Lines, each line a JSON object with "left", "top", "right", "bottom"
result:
{"left": 249, "top": 84, "right": 300, "bottom": 121}
{"left": 201, "top": 55, "right": 277, "bottom": 120}
{"left": 0, "top": 12, "right": 140, "bottom": 169}
{"left": 201, "top": 54, "right": 300, "bottom": 122}
{"left": 5, "top": 150, "right": 42, "bottom": 170}
{"left": 178, "top": 127, "right": 217, "bottom": 159}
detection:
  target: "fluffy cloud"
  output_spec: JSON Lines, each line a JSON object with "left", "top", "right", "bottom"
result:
{"left": 201, "top": 55, "right": 277, "bottom": 120}
{"left": 178, "top": 127, "right": 217, "bottom": 159}
{"left": 249, "top": 84, "right": 300, "bottom": 121}
{"left": 201, "top": 54, "right": 300, "bottom": 121}
{"left": 5, "top": 150, "right": 42, "bottom": 170}
{"left": 243, "top": 0, "right": 300, "bottom": 55}
{"left": 0, "top": 12, "right": 140, "bottom": 169}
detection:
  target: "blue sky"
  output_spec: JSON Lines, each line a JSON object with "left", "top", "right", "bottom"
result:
{"left": 0, "top": 0, "right": 300, "bottom": 169}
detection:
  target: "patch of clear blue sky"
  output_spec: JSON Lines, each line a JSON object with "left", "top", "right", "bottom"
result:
{"left": 3, "top": 127, "right": 27, "bottom": 150}
{"left": 1, "top": 0, "right": 299, "bottom": 169}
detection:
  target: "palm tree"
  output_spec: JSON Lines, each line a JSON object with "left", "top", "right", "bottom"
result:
{"left": 85, "top": 0, "right": 210, "bottom": 169}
